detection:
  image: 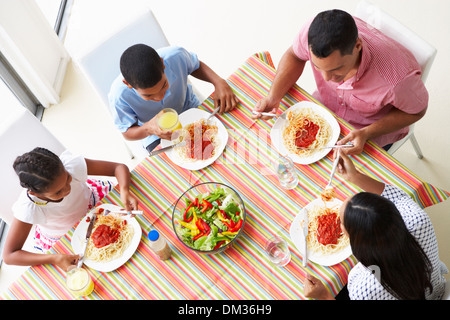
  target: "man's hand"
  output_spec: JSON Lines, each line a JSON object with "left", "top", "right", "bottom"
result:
{"left": 338, "top": 128, "right": 370, "bottom": 155}
{"left": 252, "top": 95, "right": 281, "bottom": 120}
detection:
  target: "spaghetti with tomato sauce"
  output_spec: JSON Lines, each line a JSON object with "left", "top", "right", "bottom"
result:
{"left": 92, "top": 224, "right": 122, "bottom": 248}
{"left": 86, "top": 214, "right": 134, "bottom": 263}
{"left": 176, "top": 119, "right": 219, "bottom": 162}
{"left": 295, "top": 119, "right": 320, "bottom": 148}
{"left": 306, "top": 204, "right": 349, "bottom": 255}
{"left": 283, "top": 107, "right": 332, "bottom": 157}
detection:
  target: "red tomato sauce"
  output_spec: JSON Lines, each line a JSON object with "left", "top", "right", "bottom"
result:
{"left": 295, "top": 120, "right": 319, "bottom": 148}
{"left": 92, "top": 224, "right": 121, "bottom": 248}
{"left": 186, "top": 122, "right": 216, "bottom": 160}
{"left": 316, "top": 212, "right": 342, "bottom": 246}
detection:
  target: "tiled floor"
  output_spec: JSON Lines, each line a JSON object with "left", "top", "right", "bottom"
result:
{"left": 1, "top": 0, "right": 449, "bottom": 294}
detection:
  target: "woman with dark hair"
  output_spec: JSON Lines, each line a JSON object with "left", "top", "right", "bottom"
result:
{"left": 304, "top": 153, "right": 447, "bottom": 300}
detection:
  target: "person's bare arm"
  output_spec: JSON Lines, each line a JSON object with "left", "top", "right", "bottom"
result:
{"left": 339, "top": 107, "right": 427, "bottom": 155}
{"left": 2, "top": 219, "right": 80, "bottom": 271}
{"left": 190, "top": 61, "right": 239, "bottom": 114}
{"left": 253, "top": 46, "right": 306, "bottom": 119}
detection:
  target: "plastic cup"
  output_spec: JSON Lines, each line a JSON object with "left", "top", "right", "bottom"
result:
{"left": 66, "top": 267, "right": 94, "bottom": 297}
{"left": 264, "top": 236, "right": 291, "bottom": 267}
{"left": 157, "top": 108, "right": 182, "bottom": 131}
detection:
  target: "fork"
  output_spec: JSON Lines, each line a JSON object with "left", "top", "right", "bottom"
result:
{"left": 251, "top": 111, "right": 287, "bottom": 119}
{"left": 325, "top": 149, "right": 341, "bottom": 190}
{"left": 296, "top": 142, "right": 354, "bottom": 150}
{"left": 206, "top": 107, "right": 220, "bottom": 121}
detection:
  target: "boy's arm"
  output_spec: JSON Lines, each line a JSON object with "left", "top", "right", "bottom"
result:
{"left": 190, "top": 61, "right": 239, "bottom": 114}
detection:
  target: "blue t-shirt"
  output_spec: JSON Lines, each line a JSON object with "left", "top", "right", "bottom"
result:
{"left": 108, "top": 46, "right": 201, "bottom": 148}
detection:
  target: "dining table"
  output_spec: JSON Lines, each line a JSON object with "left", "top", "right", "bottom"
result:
{"left": 1, "top": 52, "right": 448, "bottom": 301}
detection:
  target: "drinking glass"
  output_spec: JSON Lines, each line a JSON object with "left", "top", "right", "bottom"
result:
{"left": 264, "top": 236, "right": 291, "bottom": 267}
{"left": 66, "top": 266, "right": 94, "bottom": 297}
{"left": 157, "top": 108, "right": 182, "bottom": 131}
{"left": 274, "top": 155, "right": 298, "bottom": 189}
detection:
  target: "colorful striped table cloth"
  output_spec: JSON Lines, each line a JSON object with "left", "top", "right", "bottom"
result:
{"left": 1, "top": 52, "right": 448, "bottom": 300}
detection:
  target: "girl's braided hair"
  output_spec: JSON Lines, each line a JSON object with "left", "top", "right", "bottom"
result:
{"left": 13, "top": 147, "right": 64, "bottom": 194}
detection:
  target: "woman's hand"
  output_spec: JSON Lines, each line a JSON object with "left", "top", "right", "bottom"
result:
{"left": 337, "top": 152, "right": 385, "bottom": 194}
{"left": 303, "top": 273, "right": 335, "bottom": 300}
{"left": 336, "top": 152, "right": 359, "bottom": 182}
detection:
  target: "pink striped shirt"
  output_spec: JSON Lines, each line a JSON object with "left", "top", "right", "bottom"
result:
{"left": 292, "top": 17, "right": 428, "bottom": 147}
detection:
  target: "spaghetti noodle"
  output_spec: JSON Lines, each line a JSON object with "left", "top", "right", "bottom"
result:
{"left": 282, "top": 107, "right": 332, "bottom": 157}
{"left": 320, "top": 188, "right": 336, "bottom": 202}
{"left": 86, "top": 214, "right": 134, "bottom": 263}
{"left": 175, "top": 119, "right": 219, "bottom": 162}
{"left": 306, "top": 203, "right": 349, "bottom": 256}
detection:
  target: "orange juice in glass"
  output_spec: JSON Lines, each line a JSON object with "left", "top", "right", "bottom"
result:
{"left": 66, "top": 267, "right": 94, "bottom": 297}
{"left": 157, "top": 108, "right": 182, "bottom": 131}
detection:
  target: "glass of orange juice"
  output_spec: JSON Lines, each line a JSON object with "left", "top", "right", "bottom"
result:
{"left": 66, "top": 267, "right": 94, "bottom": 297}
{"left": 157, "top": 108, "right": 182, "bottom": 132}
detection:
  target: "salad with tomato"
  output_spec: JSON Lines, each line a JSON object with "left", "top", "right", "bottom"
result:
{"left": 174, "top": 187, "right": 244, "bottom": 251}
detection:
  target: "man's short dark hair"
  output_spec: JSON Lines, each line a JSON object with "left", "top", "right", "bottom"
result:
{"left": 308, "top": 9, "right": 358, "bottom": 58}
{"left": 120, "top": 44, "right": 164, "bottom": 89}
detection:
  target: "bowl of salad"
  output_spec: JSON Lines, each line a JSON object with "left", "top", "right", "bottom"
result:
{"left": 172, "top": 182, "right": 246, "bottom": 254}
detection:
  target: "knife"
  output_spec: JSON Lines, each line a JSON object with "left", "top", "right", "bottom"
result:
{"left": 148, "top": 140, "right": 186, "bottom": 157}
{"left": 77, "top": 214, "right": 96, "bottom": 268}
{"left": 206, "top": 107, "right": 220, "bottom": 121}
{"left": 302, "top": 208, "right": 309, "bottom": 267}
{"left": 106, "top": 210, "right": 143, "bottom": 215}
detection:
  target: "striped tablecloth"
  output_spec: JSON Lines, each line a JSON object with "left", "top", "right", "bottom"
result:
{"left": 2, "top": 52, "right": 448, "bottom": 300}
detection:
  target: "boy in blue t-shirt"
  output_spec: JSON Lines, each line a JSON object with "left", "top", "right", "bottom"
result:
{"left": 108, "top": 44, "right": 238, "bottom": 152}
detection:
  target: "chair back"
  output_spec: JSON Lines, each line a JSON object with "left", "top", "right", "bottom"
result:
{"left": 0, "top": 108, "right": 65, "bottom": 225}
{"left": 355, "top": 0, "right": 437, "bottom": 82}
{"left": 76, "top": 9, "right": 169, "bottom": 107}
{"left": 443, "top": 280, "right": 450, "bottom": 300}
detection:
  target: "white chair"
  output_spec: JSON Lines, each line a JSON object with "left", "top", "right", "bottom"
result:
{"left": 0, "top": 107, "right": 65, "bottom": 225}
{"left": 443, "top": 280, "right": 450, "bottom": 300}
{"left": 355, "top": 0, "right": 437, "bottom": 159}
{"left": 75, "top": 9, "right": 170, "bottom": 161}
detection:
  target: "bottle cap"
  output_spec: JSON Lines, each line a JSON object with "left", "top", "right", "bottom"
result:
{"left": 148, "top": 230, "right": 160, "bottom": 242}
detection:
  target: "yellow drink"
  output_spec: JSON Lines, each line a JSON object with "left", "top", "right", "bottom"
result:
{"left": 66, "top": 267, "right": 94, "bottom": 297}
{"left": 157, "top": 108, "right": 182, "bottom": 131}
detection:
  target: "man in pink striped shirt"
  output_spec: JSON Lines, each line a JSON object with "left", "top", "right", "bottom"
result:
{"left": 253, "top": 9, "right": 428, "bottom": 155}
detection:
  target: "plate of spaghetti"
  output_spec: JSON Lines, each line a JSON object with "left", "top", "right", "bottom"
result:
{"left": 71, "top": 204, "right": 142, "bottom": 272}
{"left": 270, "top": 101, "right": 340, "bottom": 165}
{"left": 160, "top": 108, "right": 228, "bottom": 171}
{"left": 289, "top": 198, "right": 352, "bottom": 266}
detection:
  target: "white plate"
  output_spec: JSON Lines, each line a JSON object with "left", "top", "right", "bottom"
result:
{"left": 270, "top": 101, "right": 340, "bottom": 165}
{"left": 289, "top": 198, "right": 352, "bottom": 266}
{"left": 161, "top": 108, "right": 228, "bottom": 171}
{"left": 71, "top": 203, "right": 142, "bottom": 273}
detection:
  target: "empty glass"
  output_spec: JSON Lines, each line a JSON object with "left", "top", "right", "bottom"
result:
{"left": 274, "top": 155, "right": 298, "bottom": 189}
{"left": 264, "top": 236, "right": 291, "bottom": 267}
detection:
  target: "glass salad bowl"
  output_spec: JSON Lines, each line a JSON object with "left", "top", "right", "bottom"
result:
{"left": 172, "top": 182, "right": 246, "bottom": 254}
